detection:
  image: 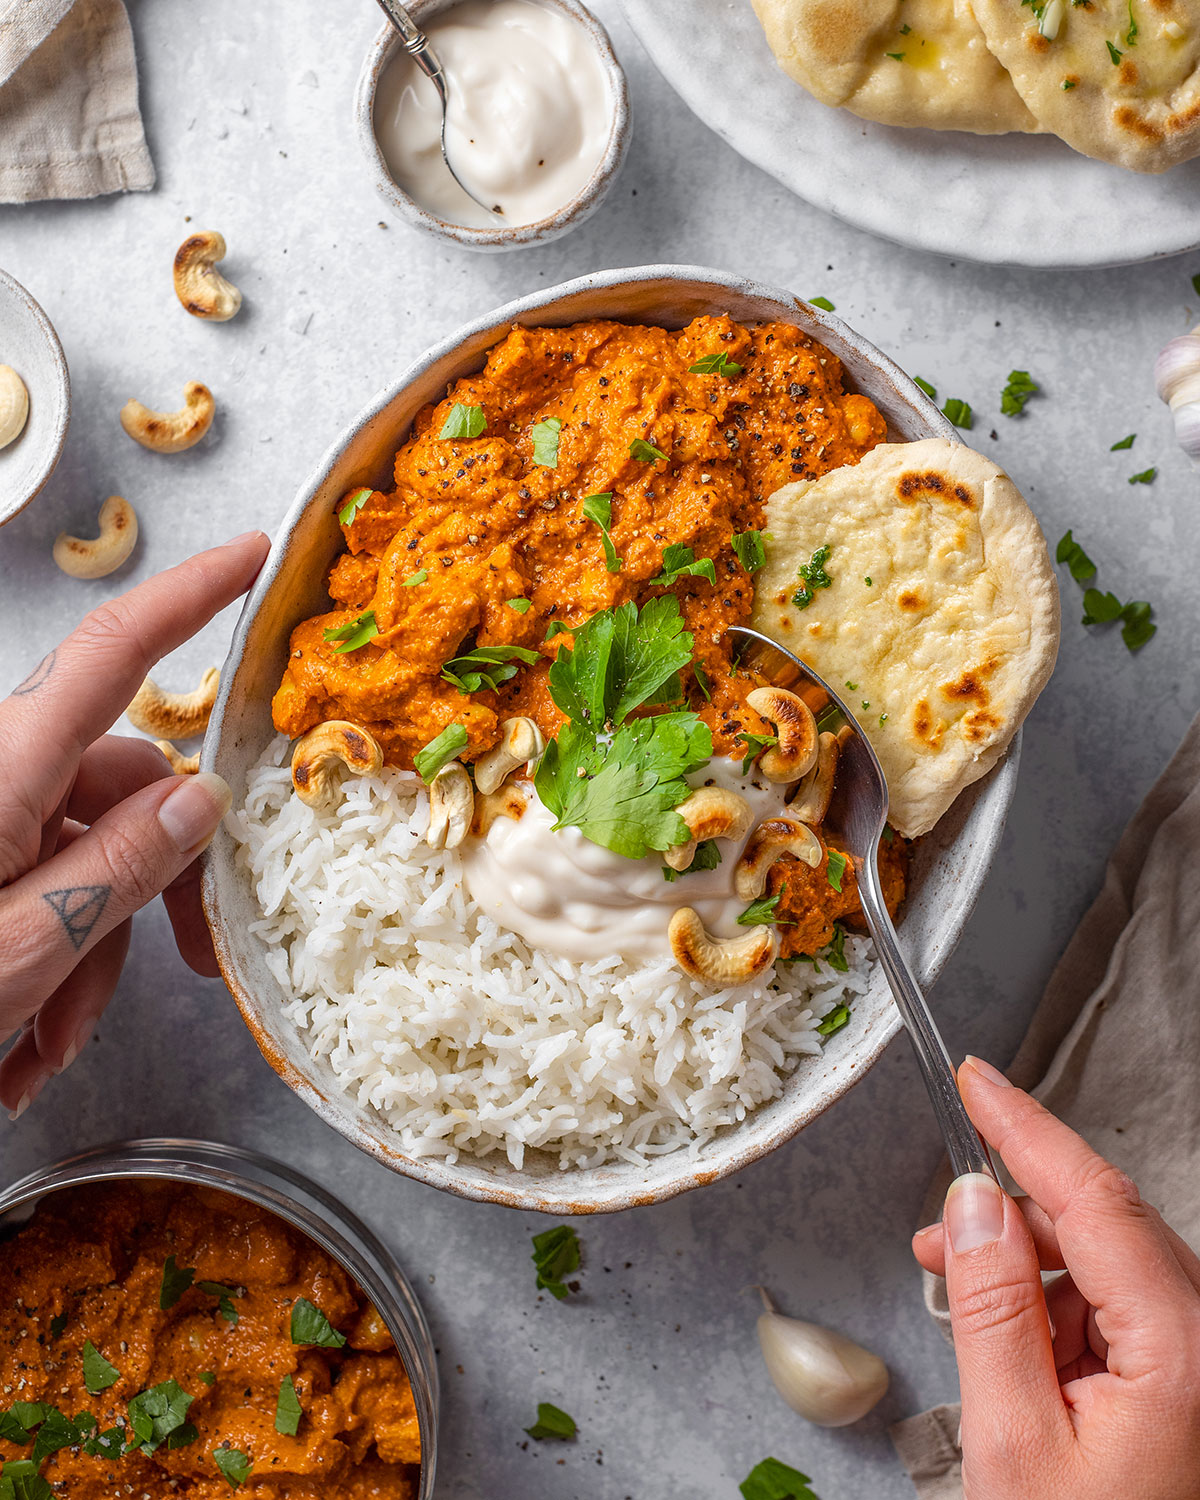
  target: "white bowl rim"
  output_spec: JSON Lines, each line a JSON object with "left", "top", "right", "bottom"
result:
{"left": 0, "top": 266, "right": 71, "bottom": 528}
{"left": 202, "top": 262, "right": 1019, "bottom": 1214}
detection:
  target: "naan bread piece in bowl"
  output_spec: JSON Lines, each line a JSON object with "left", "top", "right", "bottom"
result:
{"left": 750, "top": 0, "right": 1039, "bottom": 132}
{"left": 971, "top": 0, "right": 1200, "bottom": 171}
{"left": 751, "top": 438, "right": 1060, "bottom": 838}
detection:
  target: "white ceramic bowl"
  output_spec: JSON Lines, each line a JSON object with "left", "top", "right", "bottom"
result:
{"left": 0, "top": 268, "right": 70, "bottom": 527}
{"left": 355, "top": 0, "right": 631, "bottom": 252}
{"left": 202, "top": 265, "right": 1018, "bottom": 1214}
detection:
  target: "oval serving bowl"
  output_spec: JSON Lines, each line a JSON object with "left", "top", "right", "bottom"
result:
{"left": 202, "top": 265, "right": 1019, "bottom": 1214}
{"left": 0, "top": 266, "right": 70, "bottom": 528}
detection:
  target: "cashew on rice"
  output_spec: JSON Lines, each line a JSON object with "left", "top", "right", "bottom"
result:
{"left": 127, "top": 667, "right": 220, "bottom": 739}
{"left": 291, "top": 721, "right": 383, "bottom": 805}
{"left": 668, "top": 907, "right": 778, "bottom": 984}
{"left": 426, "top": 761, "right": 473, "bottom": 850}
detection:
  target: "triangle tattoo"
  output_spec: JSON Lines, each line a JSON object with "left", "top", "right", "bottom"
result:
{"left": 42, "top": 886, "right": 111, "bottom": 951}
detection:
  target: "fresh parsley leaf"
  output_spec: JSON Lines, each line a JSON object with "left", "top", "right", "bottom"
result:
{"left": 544, "top": 620, "right": 569, "bottom": 640}
{"left": 524, "top": 1403, "right": 576, "bottom": 1441}
{"left": 886, "top": 49, "right": 905, "bottom": 58}
{"left": 815, "top": 702, "right": 844, "bottom": 734}
{"left": 663, "top": 840, "right": 722, "bottom": 881}
{"left": 322, "top": 610, "right": 378, "bottom": 654}
{"left": 650, "top": 542, "right": 716, "bottom": 588}
{"left": 4, "top": 1405, "right": 49, "bottom": 1440}
{"left": 1081, "top": 588, "right": 1123, "bottom": 624}
{"left": 1126, "top": 0, "right": 1138, "bottom": 43}
{"left": 809, "top": 296, "right": 836, "bottom": 311}
{"left": 1119, "top": 600, "right": 1156, "bottom": 651}
{"left": 83, "top": 1425, "right": 125, "bottom": 1459}
{"left": 0, "top": 1462, "right": 53, "bottom": 1500}
{"left": 581, "top": 493, "right": 621, "bottom": 573}
{"left": 738, "top": 892, "right": 783, "bottom": 926}
{"left": 337, "top": 487, "right": 372, "bottom": 526}
{"left": 1000, "top": 369, "right": 1039, "bottom": 417}
{"left": 629, "top": 437, "right": 667, "bottom": 463}
{"left": 942, "top": 397, "right": 973, "bottom": 429}
{"left": 531, "top": 1225, "right": 581, "bottom": 1300}
{"left": 689, "top": 351, "right": 743, "bottom": 376}
{"left": 198, "top": 1372, "right": 216, "bottom": 1387}
{"left": 160, "top": 1253, "right": 195, "bottom": 1310}
{"left": 1055, "top": 529, "right": 1097, "bottom": 583}
{"left": 1111, "top": 434, "right": 1136, "bottom": 450}
{"left": 402, "top": 569, "right": 427, "bottom": 587}
{"left": 1128, "top": 467, "right": 1157, "bottom": 484}
{"left": 531, "top": 416, "right": 562, "bottom": 468}
{"left": 127, "top": 1380, "right": 193, "bottom": 1454}
{"left": 439, "top": 403, "right": 486, "bottom": 440}
{"left": 546, "top": 595, "right": 695, "bottom": 731}
{"left": 167, "top": 1422, "right": 200, "bottom": 1451}
{"left": 195, "top": 1281, "right": 242, "bottom": 1326}
{"left": 82, "top": 1340, "right": 121, "bottom": 1394}
{"left": 290, "top": 1298, "right": 346, "bottom": 1349}
{"left": 823, "top": 924, "right": 850, "bottom": 973}
{"left": 732, "top": 529, "right": 766, "bottom": 573}
{"left": 213, "top": 1446, "right": 253, "bottom": 1488}
{"left": 792, "top": 544, "right": 833, "bottom": 609}
{"left": 817, "top": 1003, "right": 852, "bottom": 1037}
{"left": 275, "top": 1376, "right": 302, "bottom": 1437}
{"left": 414, "top": 723, "right": 467, "bottom": 782}
{"left": 882, "top": 823, "right": 895, "bottom": 844}
{"left": 48, "top": 1314, "right": 67, "bottom": 1341}
{"left": 507, "top": 597, "right": 532, "bottom": 613}
{"left": 1107, "top": 38, "right": 1123, "bottom": 62}
{"left": 441, "top": 643, "right": 539, "bottom": 694}
{"left": 1062, "top": 77, "right": 1077, "bottom": 88}
{"left": 29, "top": 1409, "right": 87, "bottom": 1466}
{"left": 739, "top": 1456, "right": 820, "bottom": 1500}
{"left": 913, "top": 376, "right": 937, "bottom": 400}
{"left": 736, "top": 729, "right": 778, "bottom": 776}
{"left": 826, "top": 849, "right": 848, "bottom": 892}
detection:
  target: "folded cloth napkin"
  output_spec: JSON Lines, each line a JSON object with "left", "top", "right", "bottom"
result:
{"left": 0, "top": 0, "right": 153, "bottom": 203}
{"left": 890, "top": 711, "right": 1200, "bottom": 1497}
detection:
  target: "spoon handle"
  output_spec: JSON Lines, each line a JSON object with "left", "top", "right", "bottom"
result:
{"left": 859, "top": 860, "right": 997, "bottom": 1182}
{"left": 372, "top": 0, "right": 449, "bottom": 93}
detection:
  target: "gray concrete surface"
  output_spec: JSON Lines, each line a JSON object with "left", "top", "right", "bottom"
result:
{"left": 1, "top": 2, "right": 1197, "bottom": 1496}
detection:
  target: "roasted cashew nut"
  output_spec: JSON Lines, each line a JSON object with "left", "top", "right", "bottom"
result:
{"left": 664, "top": 785, "right": 754, "bottom": 871}
{"left": 291, "top": 720, "right": 383, "bottom": 804}
{"left": 426, "top": 760, "right": 473, "bottom": 850}
{"left": 734, "top": 816, "right": 823, "bottom": 902}
{"left": 669, "top": 907, "right": 778, "bottom": 985}
{"left": 120, "top": 382, "right": 215, "bottom": 453}
{"left": 52, "top": 496, "right": 138, "bottom": 579}
{"left": 127, "top": 667, "right": 220, "bottom": 739}
{"left": 157, "top": 740, "right": 200, "bottom": 774}
{"left": 173, "top": 231, "right": 242, "bottom": 321}
{"left": 472, "top": 780, "right": 528, "bottom": 837}
{"left": 788, "top": 732, "right": 840, "bottom": 826}
{"left": 0, "top": 365, "right": 29, "bottom": 450}
{"left": 746, "top": 686, "right": 819, "bottom": 783}
{"left": 473, "top": 716, "right": 545, "bottom": 795}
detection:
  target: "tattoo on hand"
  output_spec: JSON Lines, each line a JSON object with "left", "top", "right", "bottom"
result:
{"left": 10, "top": 650, "right": 56, "bottom": 697}
{"left": 42, "top": 886, "right": 111, "bottom": 951}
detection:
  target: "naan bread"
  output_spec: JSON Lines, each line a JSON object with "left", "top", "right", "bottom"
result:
{"left": 970, "top": 0, "right": 1200, "bottom": 171}
{"left": 750, "top": 440, "right": 1060, "bottom": 838}
{"left": 751, "top": 0, "right": 1040, "bottom": 133}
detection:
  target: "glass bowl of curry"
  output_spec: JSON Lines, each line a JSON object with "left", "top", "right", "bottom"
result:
{"left": 201, "top": 264, "right": 1022, "bottom": 1214}
{"left": 0, "top": 1139, "right": 437, "bottom": 1498}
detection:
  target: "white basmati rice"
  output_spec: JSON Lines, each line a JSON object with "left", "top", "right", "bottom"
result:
{"left": 229, "top": 737, "right": 877, "bottom": 1171}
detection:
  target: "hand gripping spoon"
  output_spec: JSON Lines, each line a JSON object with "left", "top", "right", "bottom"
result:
{"left": 730, "top": 625, "right": 996, "bottom": 1182}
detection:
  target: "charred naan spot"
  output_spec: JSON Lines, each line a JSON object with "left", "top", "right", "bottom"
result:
{"left": 1028, "top": 32, "right": 1051, "bottom": 51}
{"left": 963, "top": 708, "right": 1001, "bottom": 744}
{"left": 941, "top": 658, "right": 997, "bottom": 705}
{"left": 897, "top": 470, "right": 946, "bottom": 502}
{"left": 1118, "top": 59, "right": 1139, "bottom": 86}
{"left": 952, "top": 484, "right": 974, "bottom": 508}
{"left": 898, "top": 587, "right": 927, "bottom": 612}
{"left": 1167, "top": 97, "right": 1200, "bottom": 135}
{"left": 912, "top": 697, "right": 945, "bottom": 749}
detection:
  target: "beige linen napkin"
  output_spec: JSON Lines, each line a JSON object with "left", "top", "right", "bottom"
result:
{"left": 0, "top": 0, "right": 154, "bottom": 203}
{"left": 891, "top": 711, "right": 1200, "bottom": 1496}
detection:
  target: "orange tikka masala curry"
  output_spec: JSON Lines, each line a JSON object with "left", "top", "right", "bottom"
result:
{"left": 0, "top": 1182, "right": 420, "bottom": 1498}
{"left": 272, "top": 314, "right": 906, "bottom": 956}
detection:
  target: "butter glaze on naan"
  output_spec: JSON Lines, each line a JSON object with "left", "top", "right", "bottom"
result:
{"left": 751, "top": 0, "right": 1040, "bottom": 133}
{"left": 750, "top": 440, "right": 1060, "bottom": 838}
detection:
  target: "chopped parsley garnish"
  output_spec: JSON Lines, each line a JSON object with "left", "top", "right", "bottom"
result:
{"left": 441, "top": 643, "right": 540, "bottom": 694}
{"left": 736, "top": 729, "right": 778, "bottom": 776}
{"left": 1111, "top": 433, "right": 1136, "bottom": 450}
{"left": 942, "top": 397, "right": 973, "bottom": 429}
{"left": 0, "top": 1461, "right": 53, "bottom": 1500}
{"left": 198, "top": 1372, "right": 216, "bottom": 1387}
{"left": 29, "top": 1409, "right": 89, "bottom": 1466}
{"left": 914, "top": 376, "right": 937, "bottom": 400}
{"left": 738, "top": 892, "right": 784, "bottom": 926}
{"left": 826, "top": 849, "right": 848, "bottom": 892}
{"left": 322, "top": 610, "right": 378, "bottom": 654}
{"left": 290, "top": 1298, "right": 346, "bottom": 1349}
{"left": 823, "top": 924, "right": 849, "bottom": 973}
{"left": 1055, "top": 529, "right": 1097, "bottom": 583}
{"left": 507, "top": 596, "right": 532, "bottom": 613}
{"left": 337, "top": 487, "right": 372, "bottom": 526}
{"left": 693, "top": 660, "right": 712, "bottom": 701}
{"left": 1000, "top": 369, "right": 1039, "bottom": 417}
{"left": 882, "top": 823, "right": 895, "bottom": 843}
{"left": 629, "top": 437, "right": 667, "bottom": 463}
{"left": 1193, "top": 273, "right": 1200, "bottom": 298}
{"left": 1117, "top": 600, "right": 1156, "bottom": 651}
{"left": 1062, "top": 77, "right": 1077, "bottom": 88}
{"left": 544, "top": 620, "right": 570, "bottom": 640}
{"left": 403, "top": 569, "right": 427, "bottom": 587}
{"left": 1126, "top": 0, "right": 1138, "bottom": 43}
{"left": 524, "top": 1403, "right": 576, "bottom": 1441}
{"left": 439, "top": 403, "right": 486, "bottom": 440}
{"left": 1128, "top": 467, "right": 1156, "bottom": 485}
{"left": 581, "top": 493, "right": 622, "bottom": 573}
{"left": 886, "top": 49, "right": 906, "bottom": 58}
{"left": 792, "top": 544, "right": 834, "bottom": 609}
{"left": 213, "top": 1446, "right": 253, "bottom": 1488}
{"left": 739, "top": 1456, "right": 820, "bottom": 1500}
{"left": 689, "top": 351, "right": 743, "bottom": 376}
{"left": 531, "top": 416, "right": 563, "bottom": 468}
{"left": 160, "top": 1254, "right": 195, "bottom": 1310}
{"left": 817, "top": 1003, "right": 852, "bottom": 1037}
{"left": 809, "top": 296, "right": 836, "bottom": 311}
{"left": 815, "top": 702, "right": 844, "bottom": 734}
{"left": 650, "top": 542, "right": 717, "bottom": 588}
{"left": 414, "top": 723, "right": 467, "bottom": 782}
{"left": 82, "top": 1341, "right": 121, "bottom": 1395}
{"left": 195, "top": 1281, "right": 242, "bottom": 1326}
{"left": 127, "top": 1379, "right": 193, "bottom": 1454}
{"left": 531, "top": 1225, "right": 581, "bottom": 1300}
{"left": 732, "top": 529, "right": 767, "bottom": 573}
{"left": 274, "top": 1376, "right": 302, "bottom": 1437}
{"left": 48, "top": 1314, "right": 67, "bottom": 1341}
{"left": 1107, "top": 38, "right": 1123, "bottom": 62}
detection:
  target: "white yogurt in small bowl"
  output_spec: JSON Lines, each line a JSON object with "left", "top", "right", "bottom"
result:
{"left": 356, "top": 0, "right": 630, "bottom": 251}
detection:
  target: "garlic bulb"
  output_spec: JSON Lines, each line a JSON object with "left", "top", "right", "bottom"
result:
{"left": 1155, "top": 326, "right": 1200, "bottom": 468}
{"left": 754, "top": 1287, "right": 889, "bottom": 1427}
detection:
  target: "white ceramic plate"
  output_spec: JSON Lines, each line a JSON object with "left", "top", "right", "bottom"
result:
{"left": 618, "top": 0, "right": 1200, "bottom": 269}
{"left": 0, "top": 268, "right": 70, "bottom": 527}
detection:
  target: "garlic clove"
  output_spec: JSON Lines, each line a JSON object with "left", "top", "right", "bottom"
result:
{"left": 755, "top": 1289, "right": 889, "bottom": 1427}
{"left": 1155, "top": 328, "right": 1200, "bottom": 468}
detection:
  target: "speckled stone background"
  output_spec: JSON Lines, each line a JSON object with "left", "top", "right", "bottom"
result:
{"left": 0, "top": 2, "right": 1197, "bottom": 1496}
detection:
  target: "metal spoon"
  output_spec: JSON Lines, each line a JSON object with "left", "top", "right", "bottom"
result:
{"left": 371, "top": 0, "right": 503, "bottom": 219}
{"left": 730, "top": 624, "right": 996, "bottom": 1182}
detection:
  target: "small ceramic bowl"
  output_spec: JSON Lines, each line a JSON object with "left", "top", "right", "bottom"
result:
{"left": 355, "top": 0, "right": 631, "bottom": 252}
{"left": 0, "top": 267, "right": 70, "bottom": 527}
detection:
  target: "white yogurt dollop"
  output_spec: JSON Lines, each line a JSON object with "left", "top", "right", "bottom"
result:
{"left": 373, "top": 0, "right": 613, "bottom": 230}
{"left": 461, "top": 759, "right": 789, "bottom": 964}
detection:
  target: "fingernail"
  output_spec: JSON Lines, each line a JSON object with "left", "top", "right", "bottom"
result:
{"left": 58, "top": 1018, "right": 96, "bottom": 1074}
{"left": 158, "top": 772, "right": 232, "bottom": 852}
{"left": 963, "top": 1055, "right": 1013, "bottom": 1088}
{"left": 9, "top": 1070, "right": 50, "bottom": 1122}
{"left": 946, "top": 1173, "right": 1005, "bottom": 1253}
{"left": 223, "top": 530, "right": 265, "bottom": 548}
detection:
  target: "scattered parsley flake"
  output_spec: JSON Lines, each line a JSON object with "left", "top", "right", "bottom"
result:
{"left": 544, "top": 620, "right": 570, "bottom": 640}
{"left": 198, "top": 1372, "right": 216, "bottom": 1387}
{"left": 506, "top": 596, "right": 533, "bottom": 613}
{"left": 524, "top": 1403, "right": 576, "bottom": 1441}
{"left": 688, "top": 351, "right": 743, "bottom": 376}
{"left": 48, "top": 1314, "right": 67, "bottom": 1341}
{"left": 650, "top": 542, "right": 716, "bottom": 588}
{"left": 826, "top": 849, "right": 849, "bottom": 892}
{"left": 531, "top": 1225, "right": 581, "bottom": 1300}
{"left": 913, "top": 376, "right": 937, "bottom": 400}
{"left": 732, "top": 529, "right": 767, "bottom": 573}
{"left": 1193, "top": 272, "right": 1200, "bottom": 298}
{"left": 289, "top": 1298, "right": 346, "bottom": 1349}
{"left": 629, "top": 437, "right": 667, "bottom": 464}
{"left": 1062, "top": 77, "right": 1077, "bottom": 88}
{"left": 414, "top": 723, "right": 467, "bottom": 782}
{"left": 213, "top": 1446, "right": 253, "bottom": 1489}
{"left": 736, "top": 729, "right": 778, "bottom": 776}
{"left": 322, "top": 610, "right": 378, "bottom": 654}
{"left": 942, "top": 397, "right": 973, "bottom": 429}
{"left": 1000, "top": 369, "right": 1039, "bottom": 416}
{"left": 738, "top": 892, "right": 786, "bottom": 927}
{"left": 1107, "top": 38, "right": 1123, "bottom": 62}
{"left": 531, "top": 416, "right": 563, "bottom": 468}
{"left": 792, "top": 544, "right": 833, "bottom": 609}
{"left": 1055, "top": 529, "right": 1097, "bottom": 583}
{"left": 402, "top": 569, "right": 427, "bottom": 587}
{"left": 693, "top": 660, "right": 712, "bottom": 701}
{"left": 337, "top": 487, "right": 371, "bottom": 526}
{"left": 823, "top": 925, "right": 850, "bottom": 973}
{"left": 809, "top": 296, "right": 836, "bottom": 310}
{"left": 817, "top": 1003, "right": 852, "bottom": 1038}
{"left": 1111, "top": 433, "right": 1136, "bottom": 450}
{"left": 82, "top": 1341, "right": 120, "bottom": 1395}
{"left": 886, "top": 50, "right": 906, "bottom": 58}
{"left": 275, "top": 1376, "right": 302, "bottom": 1437}
{"left": 581, "top": 492, "right": 622, "bottom": 573}
{"left": 439, "top": 403, "right": 486, "bottom": 440}
{"left": 441, "top": 643, "right": 539, "bottom": 694}
{"left": 1126, "top": 0, "right": 1138, "bottom": 43}
{"left": 160, "top": 1254, "right": 195, "bottom": 1310}
{"left": 127, "top": 1380, "right": 193, "bottom": 1454}
{"left": 739, "top": 1456, "right": 820, "bottom": 1500}
{"left": 195, "top": 1281, "right": 242, "bottom": 1326}
{"left": 1128, "top": 467, "right": 1156, "bottom": 484}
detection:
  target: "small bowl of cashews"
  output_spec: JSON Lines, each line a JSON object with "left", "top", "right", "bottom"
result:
{"left": 0, "top": 267, "right": 71, "bottom": 529}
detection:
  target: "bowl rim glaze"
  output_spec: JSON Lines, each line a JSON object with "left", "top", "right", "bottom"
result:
{"left": 201, "top": 263, "right": 1019, "bottom": 1214}
{"left": 354, "top": 0, "right": 631, "bottom": 251}
{"left": 0, "top": 266, "right": 71, "bottom": 528}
